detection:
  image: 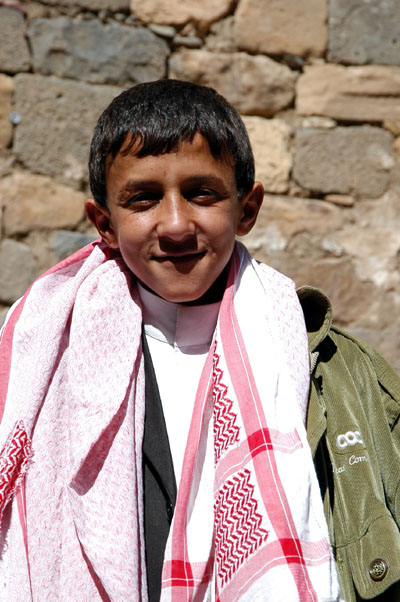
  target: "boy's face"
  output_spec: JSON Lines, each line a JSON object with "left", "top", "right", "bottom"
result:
{"left": 86, "top": 134, "right": 263, "bottom": 304}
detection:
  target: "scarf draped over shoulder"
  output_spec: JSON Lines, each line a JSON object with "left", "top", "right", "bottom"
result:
{"left": 0, "top": 240, "right": 341, "bottom": 601}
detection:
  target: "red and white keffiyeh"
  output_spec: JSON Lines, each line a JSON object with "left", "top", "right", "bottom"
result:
{"left": 0, "top": 240, "right": 340, "bottom": 601}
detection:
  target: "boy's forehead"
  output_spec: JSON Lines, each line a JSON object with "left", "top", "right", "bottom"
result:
{"left": 105, "top": 132, "right": 236, "bottom": 184}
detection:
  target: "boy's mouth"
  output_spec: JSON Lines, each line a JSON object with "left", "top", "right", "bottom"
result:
{"left": 153, "top": 251, "right": 206, "bottom": 263}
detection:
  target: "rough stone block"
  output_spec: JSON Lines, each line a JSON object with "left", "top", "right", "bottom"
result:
{"left": 50, "top": 230, "right": 98, "bottom": 262}
{"left": 293, "top": 126, "right": 394, "bottom": 198}
{"left": 242, "top": 117, "right": 291, "bottom": 193}
{"left": 0, "top": 239, "right": 36, "bottom": 304}
{"left": 234, "top": 0, "right": 327, "bottom": 57}
{"left": 170, "top": 50, "right": 297, "bottom": 117}
{"left": 0, "top": 307, "right": 9, "bottom": 328}
{"left": 297, "top": 64, "right": 400, "bottom": 122}
{"left": 13, "top": 74, "right": 122, "bottom": 184}
{"left": 244, "top": 194, "right": 343, "bottom": 258}
{"left": 0, "top": 75, "right": 13, "bottom": 151}
{"left": 0, "top": 8, "right": 31, "bottom": 73}
{"left": 328, "top": 0, "right": 400, "bottom": 65}
{"left": 39, "top": 0, "right": 129, "bottom": 11}
{"left": 1, "top": 172, "right": 85, "bottom": 235}
{"left": 28, "top": 18, "right": 168, "bottom": 85}
{"left": 205, "top": 17, "right": 236, "bottom": 52}
{"left": 131, "top": 0, "right": 231, "bottom": 29}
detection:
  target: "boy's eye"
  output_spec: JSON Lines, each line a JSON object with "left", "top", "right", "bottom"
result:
{"left": 122, "top": 192, "right": 161, "bottom": 207}
{"left": 185, "top": 188, "right": 219, "bottom": 203}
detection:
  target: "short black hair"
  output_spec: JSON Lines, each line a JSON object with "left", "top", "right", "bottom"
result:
{"left": 89, "top": 79, "right": 255, "bottom": 209}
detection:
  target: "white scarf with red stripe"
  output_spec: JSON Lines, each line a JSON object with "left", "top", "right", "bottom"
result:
{"left": 0, "top": 241, "right": 340, "bottom": 601}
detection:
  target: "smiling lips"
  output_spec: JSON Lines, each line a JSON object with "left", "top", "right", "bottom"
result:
{"left": 153, "top": 251, "right": 206, "bottom": 263}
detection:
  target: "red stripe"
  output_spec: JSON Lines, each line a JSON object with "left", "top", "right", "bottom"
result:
{"left": 247, "top": 428, "right": 273, "bottom": 457}
{"left": 217, "top": 537, "right": 330, "bottom": 601}
{"left": 218, "top": 249, "right": 317, "bottom": 601}
{"left": 16, "top": 484, "right": 33, "bottom": 597}
{"left": 170, "top": 560, "right": 195, "bottom": 586}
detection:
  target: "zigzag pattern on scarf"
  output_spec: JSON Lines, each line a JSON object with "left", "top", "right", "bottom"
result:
{"left": 213, "top": 351, "right": 240, "bottom": 464}
{"left": 0, "top": 421, "right": 33, "bottom": 525}
{"left": 214, "top": 469, "right": 269, "bottom": 586}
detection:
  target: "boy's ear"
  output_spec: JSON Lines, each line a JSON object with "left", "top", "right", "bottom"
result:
{"left": 236, "top": 181, "right": 264, "bottom": 237}
{"left": 85, "top": 198, "right": 119, "bottom": 248}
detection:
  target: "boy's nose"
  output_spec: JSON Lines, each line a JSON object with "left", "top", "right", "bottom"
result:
{"left": 156, "top": 194, "right": 196, "bottom": 241}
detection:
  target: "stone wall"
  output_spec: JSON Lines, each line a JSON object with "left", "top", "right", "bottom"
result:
{"left": 1, "top": 0, "right": 400, "bottom": 369}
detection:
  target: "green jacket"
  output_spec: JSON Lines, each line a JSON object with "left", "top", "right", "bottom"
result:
{"left": 299, "top": 287, "right": 400, "bottom": 601}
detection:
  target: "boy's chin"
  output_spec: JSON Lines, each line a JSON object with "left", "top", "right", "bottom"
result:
{"left": 138, "top": 267, "right": 229, "bottom": 306}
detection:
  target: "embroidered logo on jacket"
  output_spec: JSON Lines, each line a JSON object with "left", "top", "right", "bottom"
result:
{"left": 333, "top": 425, "right": 366, "bottom": 453}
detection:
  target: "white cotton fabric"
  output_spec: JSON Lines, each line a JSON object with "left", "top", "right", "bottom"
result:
{"left": 139, "top": 283, "right": 220, "bottom": 485}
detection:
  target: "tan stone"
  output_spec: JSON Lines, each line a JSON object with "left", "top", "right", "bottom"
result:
{"left": 324, "top": 194, "right": 355, "bottom": 207}
{"left": 301, "top": 116, "right": 336, "bottom": 129}
{"left": 243, "top": 194, "right": 343, "bottom": 257}
{"left": 170, "top": 50, "right": 297, "bottom": 116}
{"left": 297, "top": 64, "right": 400, "bottom": 122}
{"left": 384, "top": 120, "right": 400, "bottom": 137}
{"left": 243, "top": 117, "right": 291, "bottom": 193}
{"left": 234, "top": 0, "right": 327, "bottom": 57}
{"left": 205, "top": 17, "right": 236, "bottom": 52}
{"left": 1, "top": 172, "right": 85, "bottom": 235}
{"left": 332, "top": 226, "right": 400, "bottom": 288}
{"left": 327, "top": 192, "right": 400, "bottom": 288}
{"left": 0, "top": 74, "right": 13, "bottom": 152}
{"left": 131, "top": 0, "right": 231, "bottom": 28}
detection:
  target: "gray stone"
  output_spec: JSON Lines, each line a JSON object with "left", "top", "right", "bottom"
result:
{"left": 293, "top": 126, "right": 394, "bottom": 198}
{"left": 50, "top": 230, "right": 98, "bottom": 261}
{"left": 173, "top": 35, "right": 202, "bottom": 49}
{"left": 0, "top": 307, "right": 9, "bottom": 328}
{"left": 0, "top": 239, "right": 36, "bottom": 304}
{"left": 328, "top": 0, "right": 400, "bottom": 65}
{"left": 13, "top": 74, "right": 123, "bottom": 184}
{"left": 0, "top": 8, "right": 31, "bottom": 73}
{"left": 148, "top": 24, "right": 176, "bottom": 38}
{"left": 39, "top": 0, "right": 129, "bottom": 11}
{"left": 170, "top": 50, "right": 297, "bottom": 117}
{"left": 296, "top": 64, "right": 400, "bottom": 122}
{"left": 28, "top": 18, "right": 168, "bottom": 85}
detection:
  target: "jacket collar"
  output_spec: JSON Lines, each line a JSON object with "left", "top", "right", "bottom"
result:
{"left": 297, "top": 286, "right": 332, "bottom": 456}
{"left": 297, "top": 286, "right": 333, "bottom": 354}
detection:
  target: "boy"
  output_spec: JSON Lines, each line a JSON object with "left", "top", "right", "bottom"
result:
{"left": 0, "top": 80, "right": 398, "bottom": 601}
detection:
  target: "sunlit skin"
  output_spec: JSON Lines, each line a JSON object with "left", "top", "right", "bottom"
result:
{"left": 86, "top": 133, "right": 264, "bottom": 304}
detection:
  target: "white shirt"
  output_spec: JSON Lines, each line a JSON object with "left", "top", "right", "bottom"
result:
{"left": 138, "top": 284, "right": 220, "bottom": 486}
